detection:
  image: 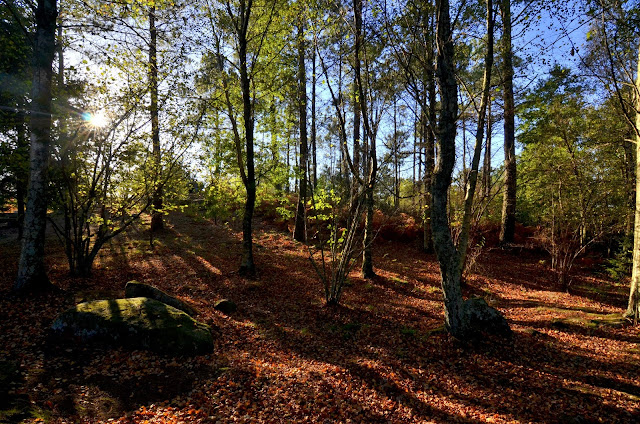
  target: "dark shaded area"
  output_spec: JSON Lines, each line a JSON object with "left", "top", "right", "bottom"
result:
{"left": 28, "top": 343, "right": 220, "bottom": 420}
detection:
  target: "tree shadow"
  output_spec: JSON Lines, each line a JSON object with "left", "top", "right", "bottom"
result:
{"left": 31, "top": 341, "right": 220, "bottom": 421}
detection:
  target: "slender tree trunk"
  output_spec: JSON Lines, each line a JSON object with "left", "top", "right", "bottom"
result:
{"left": 14, "top": 0, "right": 58, "bottom": 293}
{"left": 432, "top": 0, "right": 465, "bottom": 337}
{"left": 499, "top": 0, "right": 516, "bottom": 244}
{"left": 294, "top": 137, "right": 298, "bottom": 192}
{"left": 423, "top": 56, "right": 436, "bottom": 253}
{"left": 337, "top": 46, "right": 349, "bottom": 185}
{"left": 412, "top": 102, "right": 417, "bottom": 208}
{"left": 149, "top": 4, "right": 163, "bottom": 232}
{"left": 286, "top": 136, "right": 290, "bottom": 193}
{"left": 57, "top": 11, "right": 63, "bottom": 87}
{"left": 294, "top": 23, "right": 308, "bottom": 242}
{"left": 625, "top": 45, "right": 640, "bottom": 323}
{"left": 16, "top": 113, "right": 28, "bottom": 240}
{"left": 351, "top": 0, "right": 362, "bottom": 216}
{"left": 458, "top": 0, "right": 493, "bottom": 270}
{"left": 239, "top": 0, "right": 256, "bottom": 276}
{"left": 483, "top": 97, "right": 492, "bottom": 200}
{"left": 311, "top": 44, "right": 317, "bottom": 189}
{"left": 362, "top": 186, "right": 375, "bottom": 278}
{"left": 354, "top": 0, "right": 376, "bottom": 279}
{"left": 393, "top": 100, "right": 399, "bottom": 209}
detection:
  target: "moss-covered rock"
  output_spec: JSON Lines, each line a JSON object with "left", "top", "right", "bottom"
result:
{"left": 51, "top": 298, "right": 213, "bottom": 355}
{"left": 125, "top": 280, "right": 198, "bottom": 316}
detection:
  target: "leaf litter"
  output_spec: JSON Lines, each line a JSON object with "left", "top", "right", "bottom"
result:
{"left": 0, "top": 212, "right": 639, "bottom": 423}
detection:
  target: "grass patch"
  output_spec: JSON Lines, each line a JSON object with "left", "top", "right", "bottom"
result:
{"left": 391, "top": 276, "right": 409, "bottom": 286}
{"left": 421, "top": 285, "right": 440, "bottom": 294}
{"left": 400, "top": 326, "right": 418, "bottom": 337}
{"left": 551, "top": 313, "right": 627, "bottom": 330}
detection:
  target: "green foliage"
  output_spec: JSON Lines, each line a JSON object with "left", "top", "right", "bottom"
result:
{"left": 308, "top": 188, "right": 340, "bottom": 223}
{"left": 0, "top": 1, "right": 32, "bottom": 211}
{"left": 275, "top": 202, "right": 294, "bottom": 220}
{"left": 203, "top": 178, "right": 244, "bottom": 223}
{"left": 518, "top": 67, "right": 627, "bottom": 235}
{"left": 604, "top": 236, "right": 633, "bottom": 281}
{"left": 517, "top": 67, "right": 630, "bottom": 286}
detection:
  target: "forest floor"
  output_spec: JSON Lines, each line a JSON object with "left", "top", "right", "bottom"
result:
{"left": 1, "top": 210, "right": 639, "bottom": 424}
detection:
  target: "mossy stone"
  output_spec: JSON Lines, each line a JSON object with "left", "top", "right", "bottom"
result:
{"left": 51, "top": 297, "right": 213, "bottom": 355}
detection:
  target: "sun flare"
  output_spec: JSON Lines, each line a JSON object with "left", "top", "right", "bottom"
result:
{"left": 83, "top": 111, "right": 109, "bottom": 128}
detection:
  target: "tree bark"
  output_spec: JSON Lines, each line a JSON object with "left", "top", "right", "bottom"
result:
{"left": 432, "top": 0, "right": 465, "bottom": 337}
{"left": 311, "top": 43, "right": 317, "bottom": 190}
{"left": 351, "top": 0, "right": 362, "bottom": 216}
{"left": 16, "top": 112, "right": 28, "bottom": 240}
{"left": 294, "top": 22, "right": 308, "bottom": 242}
{"left": 499, "top": 0, "right": 516, "bottom": 244}
{"left": 393, "top": 100, "right": 399, "bottom": 209}
{"left": 354, "top": 0, "right": 377, "bottom": 279}
{"left": 362, "top": 184, "right": 376, "bottom": 278}
{"left": 239, "top": 0, "right": 256, "bottom": 276}
{"left": 625, "top": 44, "right": 640, "bottom": 323}
{"left": 483, "top": 97, "right": 492, "bottom": 200}
{"left": 149, "top": 4, "right": 163, "bottom": 232}
{"left": 422, "top": 8, "right": 436, "bottom": 253}
{"left": 14, "top": 0, "right": 58, "bottom": 293}
{"left": 423, "top": 68, "right": 436, "bottom": 253}
{"left": 622, "top": 137, "right": 635, "bottom": 237}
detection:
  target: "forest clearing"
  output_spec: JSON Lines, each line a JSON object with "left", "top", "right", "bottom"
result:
{"left": 1, "top": 211, "right": 639, "bottom": 423}
{"left": 3, "top": 0, "right": 640, "bottom": 422}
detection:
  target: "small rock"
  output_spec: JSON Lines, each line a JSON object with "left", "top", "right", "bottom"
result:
{"left": 125, "top": 281, "right": 198, "bottom": 316}
{"left": 214, "top": 299, "right": 237, "bottom": 315}
{"left": 464, "top": 297, "right": 512, "bottom": 336}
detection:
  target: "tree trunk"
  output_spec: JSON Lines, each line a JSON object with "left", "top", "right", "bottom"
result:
{"left": 412, "top": 102, "right": 417, "bottom": 208}
{"left": 431, "top": 0, "right": 510, "bottom": 340}
{"left": 14, "top": 0, "right": 58, "bottom": 293}
{"left": 622, "top": 137, "right": 635, "bottom": 237}
{"left": 294, "top": 23, "right": 308, "bottom": 242}
{"left": 432, "top": 0, "right": 465, "bottom": 337}
{"left": 483, "top": 97, "right": 492, "bottom": 200}
{"left": 422, "top": 9, "right": 436, "bottom": 253}
{"left": 499, "top": 0, "right": 516, "bottom": 244}
{"left": 311, "top": 44, "right": 317, "bottom": 189}
{"left": 393, "top": 100, "right": 399, "bottom": 209}
{"left": 354, "top": 0, "right": 377, "bottom": 279}
{"left": 423, "top": 83, "right": 436, "bottom": 253}
{"left": 149, "top": 4, "right": 163, "bottom": 232}
{"left": 16, "top": 113, "right": 28, "bottom": 240}
{"left": 57, "top": 13, "right": 63, "bottom": 86}
{"left": 458, "top": 0, "right": 494, "bottom": 270}
{"left": 362, "top": 185, "right": 375, "bottom": 278}
{"left": 625, "top": 45, "right": 640, "bottom": 323}
{"left": 239, "top": 0, "right": 256, "bottom": 276}
{"left": 351, "top": 0, "right": 362, "bottom": 216}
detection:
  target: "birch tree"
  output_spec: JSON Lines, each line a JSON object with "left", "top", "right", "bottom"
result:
{"left": 14, "top": 0, "right": 57, "bottom": 292}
